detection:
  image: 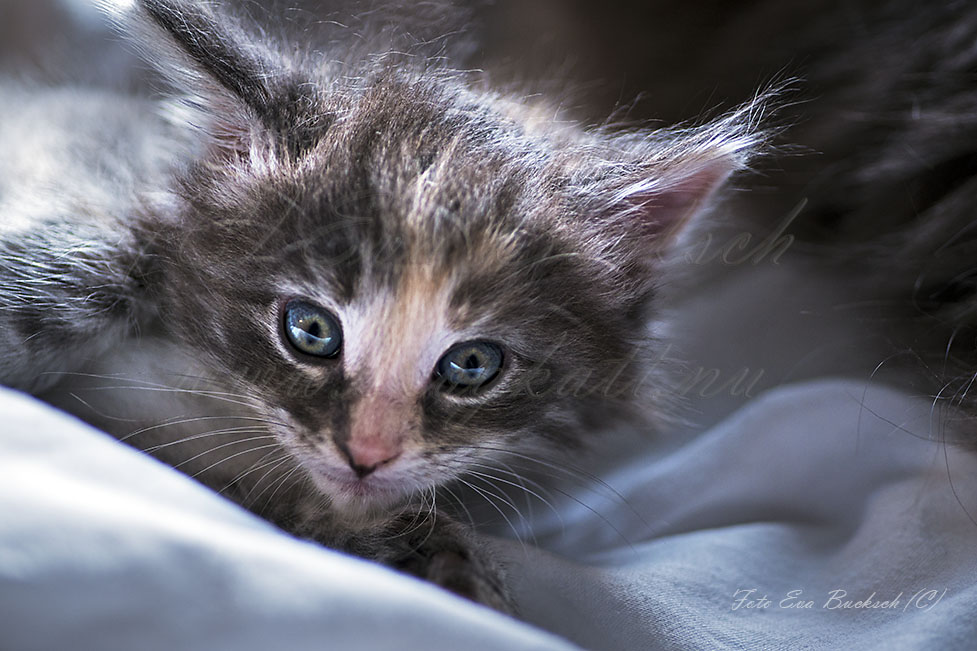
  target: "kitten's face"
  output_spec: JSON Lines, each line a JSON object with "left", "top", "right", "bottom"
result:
{"left": 158, "top": 79, "right": 652, "bottom": 514}
{"left": 121, "top": 0, "right": 752, "bottom": 516}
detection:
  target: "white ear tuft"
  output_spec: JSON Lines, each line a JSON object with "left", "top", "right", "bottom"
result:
{"left": 95, "top": 0, "right": 136, "bottom": 18}
{"left": 95, "top": 0, "right": 320, "bottom": 160}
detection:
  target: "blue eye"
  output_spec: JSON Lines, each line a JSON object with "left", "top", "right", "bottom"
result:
{"left": 283, "top": 300, "right": 342, "bottom": 358}
{"left": 435, "top": 341, "right": 503, "bottom": 391}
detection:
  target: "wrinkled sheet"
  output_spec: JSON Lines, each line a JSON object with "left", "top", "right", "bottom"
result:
{"left": 3, "top": 378, "right": 976, "bottom": 650}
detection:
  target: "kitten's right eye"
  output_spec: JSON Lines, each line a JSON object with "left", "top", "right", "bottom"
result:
{"left": 283, "top": 299, "right": 342, "bottom": 358}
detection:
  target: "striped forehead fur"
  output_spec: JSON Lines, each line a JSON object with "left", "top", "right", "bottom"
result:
{"left": 343, "top": 263, "right": 459, "bottom": 394}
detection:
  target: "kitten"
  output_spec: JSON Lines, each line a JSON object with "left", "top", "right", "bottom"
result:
{"left": 0, "top": 0, "right": 768, "bottom": 611}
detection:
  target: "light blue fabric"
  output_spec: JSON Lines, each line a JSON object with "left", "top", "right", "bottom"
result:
{"left": 0, "top": 388, "right": 574, "bottom": 651}
{"left": 502, "top": 379, "right": 977, "bottom": 650}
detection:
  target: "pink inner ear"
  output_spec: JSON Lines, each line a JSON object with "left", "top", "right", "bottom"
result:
{"left": 613, "top": 157, "right": 736, "bottom": 244}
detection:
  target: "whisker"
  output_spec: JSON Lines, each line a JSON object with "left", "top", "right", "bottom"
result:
{"left": 447, "top": 452, "right": 638, "bottom": 549}
{"left": 455, "top": 477, "right": 527, "bottom": 554}
{"left": 243, "top": 456, "right": 292, "bottom": 499}
{"left": 462, "top": 469, "right": 539, "bottom": 547}
{"left": 940, "top": 414, "right": 977, "bottom": 529}
{"left": 121, "top": 415, "right": 284, "bottom": 442}
{"left": 536, "top": 481, "right": 638, "bottom": 552}
{"left": 219, "top": 451, "right": 290, "bottom": 494}
{"left": 404, "top": 488, "right": 439, "bottom": 552}
{"left": 437, "top": 483, "right": 478, "bottom": 529}
{"left": 172, "top": 437, "right": 282, "bottom": 470}
{"left": 380, "top": 503, "right": 430, "bottom": 542}
{"left": 447, "top": 444, "right": 645, "bottom": 523}
{"left": 253, "top": 462, "right": 303, "bottom": 511}
{"left": 66, "top": 392, "right": 141, "bottom": 423}
{"left": 463, "top": 460, "right": 563, "bottom": 528}
{"left": 398, "top": 489, "right": 436, "bottom": 539}
{"left": 143, "top": 428, "right": 274, "bottom": 453}
{"left": 189, "top": 443, "right": 283, "bottom": 478}
{"left": 48, "top": 371, "right": 261, "bottom": 405}
{"left": 75, "top": 384, "right": 260, "bottom": 409}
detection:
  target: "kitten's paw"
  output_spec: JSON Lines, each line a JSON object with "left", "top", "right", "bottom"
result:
{"left": 384, "top": 515, "right": 516, "bottom": 615}
{"left": 288, "top": 508, "right": 516, "bottom": 614}
{"left": 423, "top": 548, "right": 516, "bottom": 615}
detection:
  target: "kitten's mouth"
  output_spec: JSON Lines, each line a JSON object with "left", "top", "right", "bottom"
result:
{"left": 305, "top": 462, "right": 416, "bottom": 512}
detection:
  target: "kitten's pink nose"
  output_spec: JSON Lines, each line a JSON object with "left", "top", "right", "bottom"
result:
{"left": 340, "top": 438, "right": 401, "bottom": 478}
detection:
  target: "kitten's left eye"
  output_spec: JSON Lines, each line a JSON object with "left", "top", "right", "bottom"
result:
{"left": 283, "top": 299, "right": 342, "bottom": 358}
{"left": 435, "top": 341, "right": 503, "bottom": 390}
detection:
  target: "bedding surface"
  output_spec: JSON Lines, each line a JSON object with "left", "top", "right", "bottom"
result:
{"left": 2, "top": 378, "right": 976, "bottom": 650}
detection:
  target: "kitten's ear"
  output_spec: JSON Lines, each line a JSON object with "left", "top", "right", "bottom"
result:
{"left": 98, "top": 0, "right": 322, "bottom": 160}
{"left": 576, "top": 104, "right": 768, "bottom": 256}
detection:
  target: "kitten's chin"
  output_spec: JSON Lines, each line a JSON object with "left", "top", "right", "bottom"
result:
{"left": 326, "top": 480, "right": 406, "bottom": 516}
{"left": 305, "top": 466, "right": 416, "bottom": 517}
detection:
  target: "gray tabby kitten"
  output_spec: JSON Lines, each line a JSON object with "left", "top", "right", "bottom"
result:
{"left": 0, "top": 0, "right": 766, "bottom": 610}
